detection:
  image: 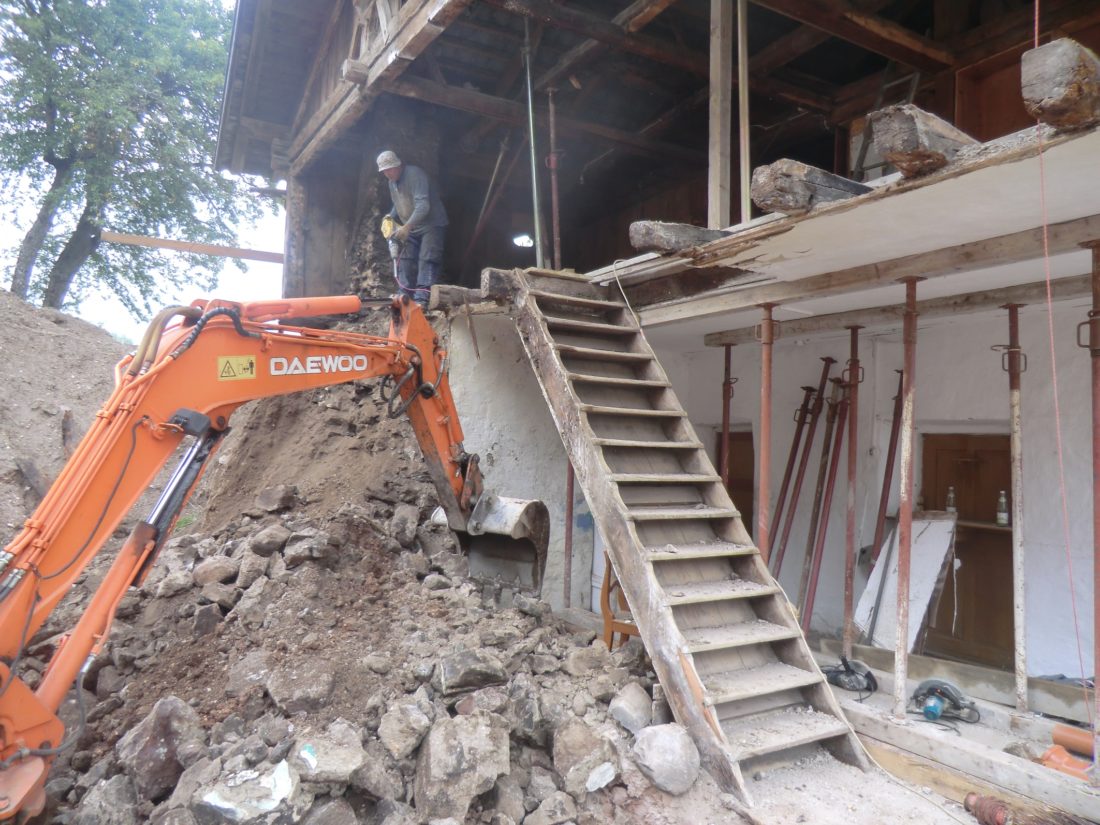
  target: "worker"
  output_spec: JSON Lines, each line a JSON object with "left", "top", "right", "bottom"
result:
{"left": 377, "top": 150, "right": 448, "bottom": 306}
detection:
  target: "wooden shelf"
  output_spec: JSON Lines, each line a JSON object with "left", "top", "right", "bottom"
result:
{"left": 956, "top": 519, "right": 1013, "bottom": 534}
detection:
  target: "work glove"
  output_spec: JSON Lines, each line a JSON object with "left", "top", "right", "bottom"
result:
{"left": 394, "top": 224, "right": 411, "bottom": 242}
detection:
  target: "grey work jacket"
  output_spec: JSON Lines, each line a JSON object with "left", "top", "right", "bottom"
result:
{"left": 387, "top": 165, "right": 448, "bottom": 233}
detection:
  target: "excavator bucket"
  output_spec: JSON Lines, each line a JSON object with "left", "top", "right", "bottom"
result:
{"left": 454, "top": 494, "right": 549, "bottom": 598}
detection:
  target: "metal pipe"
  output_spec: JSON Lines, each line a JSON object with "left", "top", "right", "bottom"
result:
{"left": 547, "top": 87, "right": 562, "bottom": 270}
{"left": 894, "top": 277, "right": 920, "bottom": 720}
{"left": 1003, "top": 303, "right": 1028, "bottom": 712}
{"left": 871, "top": 370, "right": 905, "bottom": 564}
{"left": 1088, "top": 241, "right": 1100, "bottom": 772}
{"left": 721, "top": 345, "right": 735, "bottom": 489}
{"left": 798, "top": 378, "right": 843, "bottom": 607}
{"left": 772, "top": 384, "right": 816, "bottom": 550}
{"left": 522, "top": 18, "right": 545, "bottom": 269}
{"left": 736, "top": 0, "right": 751, "bottom": 222}
{"left": 772, "top": 357, "right": 834, "bottom": 577}
{"left": 802, "top": 384, "right": 849, "bottom": 633}
{"left": 758, "top": 304, "right": 775, "bottom": 561}
{"left": 844, "top": 326, "right": 862, "bottom": 659}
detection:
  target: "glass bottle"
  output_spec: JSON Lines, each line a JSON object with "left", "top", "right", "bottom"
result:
{"left": 945, "top": 486, "right": 957, "bottom": 514}
{"left": 996, "top": 490, "right": 1009, "bottom": 526}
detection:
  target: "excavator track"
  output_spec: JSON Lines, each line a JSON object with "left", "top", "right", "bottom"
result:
{"left": 495, "top": 267, "right": 868, "bottom": 805}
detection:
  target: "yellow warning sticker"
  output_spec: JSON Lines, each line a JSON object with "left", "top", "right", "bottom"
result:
{"left": 217, "top": 356, "right": 257, "bottom": 381}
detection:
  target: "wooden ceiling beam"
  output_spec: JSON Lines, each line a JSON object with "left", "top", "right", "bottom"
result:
{"left": 385, "top": 74, "right": 706, "bottom": 163}
{"left": 748, "top": 0, "right": 894, "bottom": 76}
{"left": 750, "top": 0, "right": 954, "bottom": 72}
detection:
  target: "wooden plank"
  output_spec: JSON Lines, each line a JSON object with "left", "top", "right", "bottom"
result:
{"left": 868, "top": 103, "right": 979, "bottom": 178}
{"left": 99, "top": 231, "right": 283, "bottom": 264}
{"left": 820, "top": 638, "right": 1095, "bottom": 726}
{"left": 709, "top": 0, "right": 733, "bottom": 229}
{"left": 749, "top": 0, "right": 954, "bottom": 72}
{"left": 702, "top": 274, "right": 1094, "bottom": 346}
{"left": 383, "top": 75, "right": 705, "bottom": 164}
{"left": 1022, "top": 38, "right": 1100, "bottom": 130}
{"left": 665, "top": 579, "right": 780, "bottom": 604}
{"left": 844, "top": 701, "right": 1100, "bottom": 822}
{"left": 639, "top": 211, "right": 1100, "bottom": 325}
{"left": 722, "top": 707, "right": 849, "bottom": 759}
{"left": 705, "top": 662, "right": 820, "bottom": 703}
{"left": 683, "top": 620, "right": 800, "bottom": 652}
{"left": 750, "top": 159, "right": 871, "bottom": 216}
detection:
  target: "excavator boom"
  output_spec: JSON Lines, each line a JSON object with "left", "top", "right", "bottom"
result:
{"left": 0, "top": 295, "right": 546, "bottom": 820}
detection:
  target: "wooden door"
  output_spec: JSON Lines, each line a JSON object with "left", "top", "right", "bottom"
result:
{"left": 717, "top": 431, "right": 755, "bottom": 540}
{"left": 920, "top": 434, "right": 1014, "bottom": 670}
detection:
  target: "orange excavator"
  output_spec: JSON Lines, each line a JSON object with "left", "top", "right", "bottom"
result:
{"left": 0, "top": 295, "right": 548, "bottom": 820}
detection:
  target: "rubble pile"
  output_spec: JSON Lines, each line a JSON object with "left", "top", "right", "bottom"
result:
{"left": 40, "top": 474, "right": 743, "bottom": 825}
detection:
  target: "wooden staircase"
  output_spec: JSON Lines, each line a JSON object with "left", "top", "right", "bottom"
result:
{"left": 493, "top": 267, "right": 868, "bottom": 804}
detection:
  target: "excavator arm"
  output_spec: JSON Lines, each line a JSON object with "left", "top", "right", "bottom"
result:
{"left": 0, "top": 295, "right": 544, "bottom": 820}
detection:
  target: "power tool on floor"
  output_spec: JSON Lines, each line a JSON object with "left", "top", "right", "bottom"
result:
{"left": 823, "top": 656, "right": 878, "bottom": 693}
{"left": 909, "top": 678, "right": 981, "bottom": 723}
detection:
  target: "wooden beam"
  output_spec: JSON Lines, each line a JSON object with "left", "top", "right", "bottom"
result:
{"left": 630, "top": 221, "right": 730, "bottom": 253}
{"left": 750, "top": 158, "right": 870, "bottom": 215}
{"left": 709, "top": 0, "right": 733, "bottom": 228}
{"left": 99, "top": 230, "right": 284, "bottom": 264}
{"left": 1022, "top": 37, "right": 1100, "bottom": 131}
{"left": 384, "top": 75, "right": 706, "bottom": 163}
{"left": 638, "top": 212, "right": 1100, "bottom": 324}
{"left": 750, "top": 0, "right": 954, "bottom": 72}
{"left": 703, "top": 273, "right": 1093, "bottom": 346}
{"left": 867, "top": 103, "right": 978, "bottom": 178}
{"left": 484, "top": 0, "right": 707, "bottom": 78}
{"left": 533, "top": 0, "right": 678, "bottom": 90}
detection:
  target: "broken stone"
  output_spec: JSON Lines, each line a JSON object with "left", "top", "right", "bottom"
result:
{"left": 302, "top": 798, "right": 358, "bottom": 825}
{"left": 552, "top": 717, "right": 615, "bottom": 799}
{"left": 230, "top": 577, "right": 270, "bottom": 629}
{"left": 200, "top": 581, "right": 240, "bottom": 611}
{"left": 74, "top": 775, "right": 139, "bottom": 825}
{"left": 513, "top": 592, "right": 550, "bottom": 619}
{"left": 389, "top": 503, "right": 420, "bottom": 548}
{"left": 527, "top": 765, "right": 559, "bottom": 803}
{"left": 524, "top": 790, "right": 576, "bottom": 825}
{"left": 193, "top": 556, "right": 241, "bottom": 587}
{"left": 193, "top": 603, "right": 223, "bottom": 637}
{"left": 413, "top": 712, "right": 510, "bottom": 821}
{"left": 490, "top": 774, "right": 526, "bottom": 824}
{"left": 349, "top": 740, "right": 405, "bottom": 801}
{"left": 561, "top": 643, "right": 610, "bottom": 677}
{"left": 432, "top": 649, "right": 507, "bottom": 695}
{"left": 95, "top": 665, "right": 125, "bottom": 699}
{"left": 116, "top": 696, "right": 205, "bottom": 802}
{"left": 157, "top": 569, "right": 193, "bottom": 599}
{"left": 162, "top": 756, "right": 222, "bottom": 814}
{"left": 226, "top": 650, "right": 271, "bottom": 698}
{"left": 632, "top": 724, "right": 700, "bottom": 795}
{"left": 291, "top": 720, "right": 366, "bottom": 785}
{"left": 249, "top": 523, "right": 291, "bottom": 557}
{"left": 423, "top": 573, "right": 451, "bottom": 591}
{"left": 585, "top": 761, "right": 618, "bottom": 792}
{"left": 378, "top": 701, "right": 432, "bottom": 760}
{"left": 235, "top": 552, "right": 269, "bottom": 589}
{"left": 255, "top": 485, "right": 297, "bottom": 512}
{"left": 265, "top": 660, "right": 336, "bottom": 714}
{"left": 191, "top": 760, "right": 312, "bottom": 824}
{"left": 609, "top": 682, "right": 652, "bottom": 733}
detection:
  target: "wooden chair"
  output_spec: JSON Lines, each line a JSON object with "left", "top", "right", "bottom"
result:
{"left": 599, "top": 552, "right": 639, "bottom": 649}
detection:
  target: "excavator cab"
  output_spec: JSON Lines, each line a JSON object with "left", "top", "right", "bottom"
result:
{"left": 0, "top": 294, "right": 547, "bottom": 821}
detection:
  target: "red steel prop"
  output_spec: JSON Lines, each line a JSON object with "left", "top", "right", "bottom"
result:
{"left": 870, "top": 370, "right": 904, "bottom": 564}
{"left": 757, "top": 305, "right": 776, "bottom": 560}
{"left": 797, "top": 378, "right": 843, "bottom": 608}
{"left": 771, "top": 384, "right": 816, "bottom": 557}
{"left": 843, "top": 326, "right": 862, "bottom": 658}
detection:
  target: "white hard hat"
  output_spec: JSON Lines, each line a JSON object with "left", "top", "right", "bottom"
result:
{"left": 377, "top": 150, "right": 402, "bottom": 171}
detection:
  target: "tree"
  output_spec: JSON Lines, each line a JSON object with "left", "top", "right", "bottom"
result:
{"left": 0, "top": 0, "right": 262, "bottom": 313}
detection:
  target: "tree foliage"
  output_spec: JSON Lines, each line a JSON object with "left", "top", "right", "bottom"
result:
{"left": 0, "top": 0, "right": 262, "bottom": 313}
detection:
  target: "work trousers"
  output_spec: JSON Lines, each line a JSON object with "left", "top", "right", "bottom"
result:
{"left": 395, "top": 225, "right": 445, "bottom": 306}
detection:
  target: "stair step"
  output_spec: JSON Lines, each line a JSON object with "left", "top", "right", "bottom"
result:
{"left": 721, "top": 707, "right": 850, "bottom": 761}
{"left": 555, "top": 344, "right": 652, "bottom": 363}
{"left": 594, "top": 438, "right": 704, "bottom": 450}
{"left": 568, "top": 373, "right": 670, "bottom": 389}
{"left": 664, "top": 578, "right": 779, "bottom": 605}
{"left": 682, "top": 620, "right": 800, "bottom": 653}
{"left": 627, "top": 504, "right": 739, "bottom": 522}
{"left": 705, "top": 662, "right": 821, "bottom": 705}
{"left": 545, "top": 315, "right": 638, "bottom": 336}
{"left": 646, "top": 542, "right": 757, "bottom": 561}
{"left": 580, "top": 404, "right": 686, "bottom": 419}
{"left": 611, "top": 473, "right": 720, "bottom": 484}
{"left": 530, "top": 289, "right": 624, "bottom": 310}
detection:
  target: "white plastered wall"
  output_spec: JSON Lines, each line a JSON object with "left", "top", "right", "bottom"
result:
{"left": 649, "top": 299, "right": 1095, "bottom": 679}
{"left": 444, "top": 314, "right": 594, "bottom": 611}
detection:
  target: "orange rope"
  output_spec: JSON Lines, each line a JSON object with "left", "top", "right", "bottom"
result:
{"left": 1033, "top": 0, "right": 1094, "bottom": 724}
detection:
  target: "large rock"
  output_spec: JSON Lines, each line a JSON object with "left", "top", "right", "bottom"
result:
{"left": 389, "top": 503, "right": 420, "bottom": 548}
{"left": 191, "top": 760, "right": 313, "bottom": 825}
{"left": 302, "top": 798, "right": 357, "bottom": 825}
{"left": 226, "top": 650, "right": 271, "bottom": 698}
{"left": 193, "top": 556, "right": 241, "bottom": 587}
{"left": 74, "top": 775, "right": 139, "bottom": 825}
{"left": 523, "top": 791, "right": 576, "bottom": 825}
{"left": 283, "top": 528, "right": 334, "bottom": 567}
{"left": 551, "top": 718, "right": 615, "bottom": 799}
{"left": 266, "top": 660, "right": 336, "bottom": 714}
{"left": 349, "top": 740, "right": 405, "bottom": 801}
{"left": 432, "top": 649, "right": 507, "bottom": 696}
{"left": 631, "top": 724, "right": 700, "bottom": 795}
{"left": 413, "top": 713, "right": 509, "bottom": 821}
{"left": 609, "top": 682, "right": 652, "bottom": 733}
{"left": 116, "top": 696, "right": 205, "bottom": 802}
{"left": 378, "top": 701, "right": 432, "bottom": 760}
{"left": 255, "top": 485, "right": 297, "bottom": 512}
{"left": 561, "top": 644, "right": 610, "bottom": 677}
{"left": 250, "top": 524, "right": 291, "bottom": 557}
{"left": 290, "top": 720, "right": 366, "bottom": 785}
